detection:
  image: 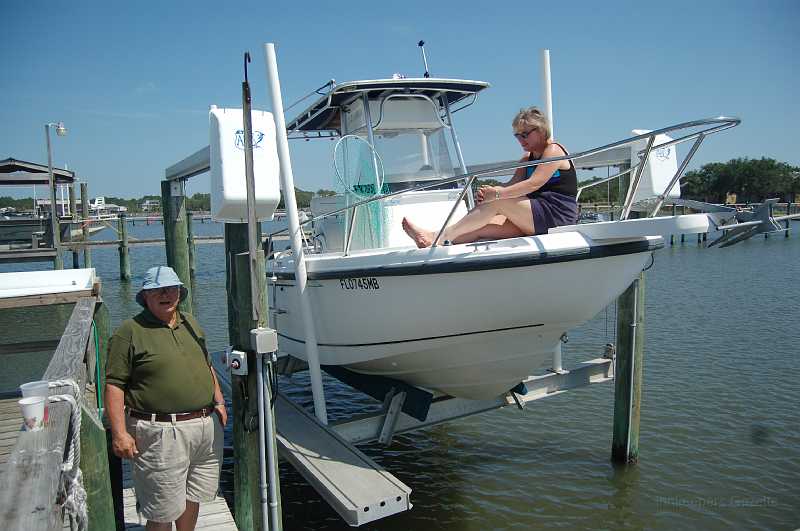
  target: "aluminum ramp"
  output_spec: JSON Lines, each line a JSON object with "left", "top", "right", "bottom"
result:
{"left": 275, "top": 392, "right": 412, "bottom": 526}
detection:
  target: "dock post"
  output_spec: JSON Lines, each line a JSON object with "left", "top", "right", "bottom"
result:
{"left": 786, "top": 203, "right": 791, "bottom": 238}
{"left": 94, "top": 296, "right": 124, "bottom": 529}
{"left": 670, "top": 204, "right": 676, "bottom": 245}
{"left": 187, "top": 210, "right": 196, "bottom": 279}
{"left": 80, "top": 183, "right": 92, "bottom": 269}
{"left": 611, "top": 272, "right": 646, "bottom": 464}
{"left": 225, "top": 224, "right": 281, "bottom": 531}
{"left": 161, "top": 179, "right": 193, "bottom": 311}
{"left": 80, "top": 404, "right": 116, "bottom": 530}
{"left": 117, "top": 212, "right": 131, "bottom": 281}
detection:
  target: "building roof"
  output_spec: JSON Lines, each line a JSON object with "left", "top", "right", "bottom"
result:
{"left": 0, "top": 158, "right": 76, "bottom": 185}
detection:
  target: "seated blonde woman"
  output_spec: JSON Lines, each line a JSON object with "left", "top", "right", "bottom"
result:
{"left": 402, "top": 106, "right": 578, "bottom": 248}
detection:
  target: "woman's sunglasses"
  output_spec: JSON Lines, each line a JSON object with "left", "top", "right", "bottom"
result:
{"left": 513, "top": 129, "right": 537, "bottom": 140}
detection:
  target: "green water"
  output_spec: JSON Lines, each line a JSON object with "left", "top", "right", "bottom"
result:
{"left": 1, "top": 221, "right": 797, "bottom": 530}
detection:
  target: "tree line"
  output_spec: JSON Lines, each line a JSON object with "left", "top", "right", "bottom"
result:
{"left": 577, "top": 157, "right": 798, "bottom": 204}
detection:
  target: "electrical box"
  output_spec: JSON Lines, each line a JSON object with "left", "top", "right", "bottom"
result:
{"left": 209, "top": 106, "right": 281, "bottom": 222}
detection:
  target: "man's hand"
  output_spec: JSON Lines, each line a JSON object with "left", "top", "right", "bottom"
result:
{"left": 214, "top": 404, "right": 228, "bottom": 426}
{"left": 111, "top": 431, "right": 138, "bottom": 459}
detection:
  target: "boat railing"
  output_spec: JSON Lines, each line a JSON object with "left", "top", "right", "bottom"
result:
{"left": 267, "top": 116, "right": 740, "bottom": 254}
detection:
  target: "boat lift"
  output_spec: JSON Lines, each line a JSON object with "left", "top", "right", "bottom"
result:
{"left": 166, "top": 44, "right": 799, "bottom": 529}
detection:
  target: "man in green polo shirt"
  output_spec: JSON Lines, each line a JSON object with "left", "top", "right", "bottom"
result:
{"left": 105, "top": 266, "right": 226, "bottom": 531}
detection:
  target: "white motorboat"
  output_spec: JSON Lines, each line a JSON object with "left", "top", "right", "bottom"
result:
{"left": 267, "top": 77, "right": 739, "bottom": 399}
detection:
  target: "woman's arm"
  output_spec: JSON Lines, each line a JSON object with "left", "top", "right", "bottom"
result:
{"left": 493, "top": 144, "right": 569, "bottom": 200}
{"left": 477, "top": 155, "right": 529, "bottom": 203}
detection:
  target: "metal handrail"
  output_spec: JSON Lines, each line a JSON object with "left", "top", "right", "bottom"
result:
{"left": 268, "top": 116, "right": 740, "bottom": 248}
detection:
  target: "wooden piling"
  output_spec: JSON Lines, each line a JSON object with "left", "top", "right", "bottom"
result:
{"left": 187, "top": 211, "right": 196, "bottom": 279}
{"left": 80, "top": 182, "right": 92, "bottom": 269}
{"left": 80, "top": 404, "right": 116, "bottom": 530}
{"left": 225, "top": 223, "right": 282, "bottom": 531}
{"left": 161, "top": 179, "right": 193, "bottom": 312}
{"left": 117, "top": 212, "right": 131, "bottom": 281}
{"left": 68, "top": 184, "right": 77, "bottom": 220}
{"left": 611, "top": 273, "right": 646, "bottom": 464}
{"left": 94, "top": 299, "right": 125, "bottom": 530}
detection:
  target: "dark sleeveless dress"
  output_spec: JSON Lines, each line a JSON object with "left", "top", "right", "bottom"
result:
{"left": 524, "top": 142, "right": 578, "bottom": 234}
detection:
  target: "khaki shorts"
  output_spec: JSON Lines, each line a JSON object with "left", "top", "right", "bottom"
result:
{"left": 126, "top": 413, "right": 223, "bottom": 523}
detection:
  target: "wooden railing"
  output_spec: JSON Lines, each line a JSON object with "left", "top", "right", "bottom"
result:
{"left": 0, "top": 296, "right": 114, "bottom": 530}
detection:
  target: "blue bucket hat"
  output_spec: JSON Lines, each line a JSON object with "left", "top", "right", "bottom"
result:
{"left": 135, "top": 266, "right": 188, "bottom": 307}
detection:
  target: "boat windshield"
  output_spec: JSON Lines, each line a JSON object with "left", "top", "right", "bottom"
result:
{"left": 371, "top": 127, "right": 458, "bottom": 184}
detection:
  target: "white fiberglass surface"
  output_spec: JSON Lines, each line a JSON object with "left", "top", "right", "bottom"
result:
{"left": 272, "top": 231, "right": 595, "bottom": 274}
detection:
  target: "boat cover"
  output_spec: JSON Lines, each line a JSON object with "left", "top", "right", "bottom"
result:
{"left": 0, "top": 268, "right": 96, "bottom": 299}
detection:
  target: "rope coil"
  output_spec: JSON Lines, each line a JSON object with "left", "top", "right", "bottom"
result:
{"left": 47, "top": 379, "right": 88, "bottom": 531}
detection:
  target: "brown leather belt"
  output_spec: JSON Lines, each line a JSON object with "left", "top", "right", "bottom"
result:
{"left": 128, "top": 407, "right": 213, "bottom": 422}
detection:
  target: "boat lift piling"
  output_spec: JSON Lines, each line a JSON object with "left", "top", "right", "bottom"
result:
{"left": 611, "top": 273, "right": 646, "bottom": 464}
{"left": 160, "top": 177, "right": 194, "bottom": 312}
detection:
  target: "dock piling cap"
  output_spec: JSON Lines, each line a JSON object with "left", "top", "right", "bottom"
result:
{"left": 135, "top": 266, "right": 187, "bottom": 307}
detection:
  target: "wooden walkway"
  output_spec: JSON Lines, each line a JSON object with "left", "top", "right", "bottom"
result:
{"left": 1, "top": 399, "right": 235, "bottom": 529}
{"left": 0, "top": 396, "right": 22, "bottom": 466}
{"left": 121, "top": 462, "right": 236, "bottom": 530}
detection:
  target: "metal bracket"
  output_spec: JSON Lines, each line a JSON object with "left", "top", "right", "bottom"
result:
{"left": 170, "top": 179, "right": 183, "bottom": 197}
{"left": 377, "top": 389, "right": 407, "bottom": 445}
{"left": 509, "top": 390, "right": 525, "bottom": 410}
{"left": 229, "top": 349, "right": 248, "bottom": 376}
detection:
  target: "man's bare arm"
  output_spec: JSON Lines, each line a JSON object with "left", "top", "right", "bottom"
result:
{"left": 104, "top": 384, "right": 138, "bottom": 458}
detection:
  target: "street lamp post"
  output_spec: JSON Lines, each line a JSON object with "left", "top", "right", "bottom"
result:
{"left": 45, "top": 121, "right": 67, "bottom": 269}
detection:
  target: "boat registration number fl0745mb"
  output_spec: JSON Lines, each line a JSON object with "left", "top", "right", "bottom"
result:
{"left": 339, "top": 277, "right": 380, "bottom": 290}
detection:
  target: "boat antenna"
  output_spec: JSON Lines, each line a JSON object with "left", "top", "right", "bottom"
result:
{"left": 418, "top": 40, "right": 430, "bottom": 78}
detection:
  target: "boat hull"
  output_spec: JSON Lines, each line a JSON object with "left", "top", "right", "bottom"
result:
{"left": 269, "top": 234, "right": 658, "bottom": 399}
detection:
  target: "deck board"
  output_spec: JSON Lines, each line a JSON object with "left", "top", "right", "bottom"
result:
{"left": 120, "top": 459, "right": 236, "bottom": 530}
{"left": 0, "top": 397, "right": 22, "bottom": 466}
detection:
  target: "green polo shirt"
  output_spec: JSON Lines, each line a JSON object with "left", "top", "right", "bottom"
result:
{"left": 105, "top": 308, "right": 215, "bottom": 413}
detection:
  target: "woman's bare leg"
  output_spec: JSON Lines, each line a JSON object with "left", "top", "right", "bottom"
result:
{"left": 452, "top": 220, "right": 527, "bottom": 244}
{"left": 403, "top": 199, "right": 534, "bottom": 248}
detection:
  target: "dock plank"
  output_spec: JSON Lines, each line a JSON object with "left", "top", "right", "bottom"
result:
{"left": 0, "top": 397, "right": 22, "bottom": 466}
{"left": 121, "top": 461, "right": 235, "bottom": 529}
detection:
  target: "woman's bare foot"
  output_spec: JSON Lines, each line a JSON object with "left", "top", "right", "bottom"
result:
{"left": 402, "top": 217, "right": 434, "bottom": 248}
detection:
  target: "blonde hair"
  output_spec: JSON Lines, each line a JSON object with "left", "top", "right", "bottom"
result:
{"left": 512, "top": 107, "right": 551, "bottom": 140}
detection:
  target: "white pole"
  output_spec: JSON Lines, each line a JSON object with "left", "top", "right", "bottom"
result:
{"left": 263, "top": 42, "right": 328, "bottom": 424}
{"left": 541, "top": 49, "right": 554, "bottom": 139}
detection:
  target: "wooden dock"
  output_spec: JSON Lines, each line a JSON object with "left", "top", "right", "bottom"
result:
{"left": 0, "top": 396, "right": 22, "bottom": 466}
{"left": 121, "top": 463, "right": 235, "bottom": 530}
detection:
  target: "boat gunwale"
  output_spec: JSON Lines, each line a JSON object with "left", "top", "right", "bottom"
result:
{"left": 270, "top": 236, "right": 661, "bottom": 280}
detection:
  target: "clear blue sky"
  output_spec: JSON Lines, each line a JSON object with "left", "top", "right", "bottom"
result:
{"left": 1, "top": 0, "right": 798, "bottom": 200}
